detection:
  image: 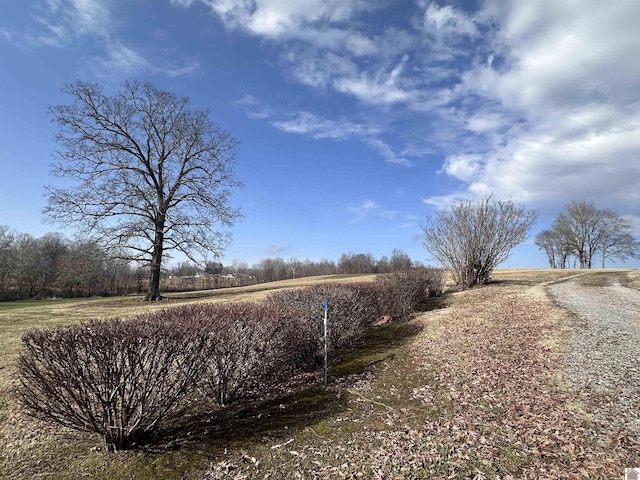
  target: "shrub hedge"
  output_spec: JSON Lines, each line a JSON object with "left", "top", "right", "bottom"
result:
{"left": 18, "top": 271, "right": 442, "bottom": 451}
{"left": 19, "top": 317, "right": 208, "bottom": 451}
{"left": 376, "top": 267, "right": 444, "bottom": 318}
{"left": 165, "top": 303, "right": 294, "bottom": 406}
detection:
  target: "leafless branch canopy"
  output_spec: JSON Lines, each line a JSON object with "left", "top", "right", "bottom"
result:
{"left": 536, "top": 201, "right": 639, "bottom": 269}
{"left": 422, "top": 196, "right": 537, "bottom": 289}
{"left": 45, "top": 80, "right": 241, "bottom": 262}
{"left": 44, "top": 81, "right": 242, "bottom": 299}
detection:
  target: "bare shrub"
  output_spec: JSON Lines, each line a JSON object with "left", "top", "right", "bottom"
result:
{"left": 18, "top": 316, "right": 208, "bottom": 451}
{"left": 267, "top": 283, "right": 382, "bottom": 370}
{"left": 422, "top": 196, "right": 537, "bottom": 289}
{"left": 345, "top": 282, "right": 390, "bottom": 324}
{"left": 376, "top": 267, "right": 443, "bottom": 318}
{"left": 169, "top": 303, "right": 292, "bottom": 406}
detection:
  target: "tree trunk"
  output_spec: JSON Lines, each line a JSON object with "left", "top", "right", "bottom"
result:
{"left": 146, "top": 221, "right": 165, "bottom": 301}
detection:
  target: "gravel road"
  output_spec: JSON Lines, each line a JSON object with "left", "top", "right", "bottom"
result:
{"left": 548, "top": 273, "right": 640, "bottom": 437}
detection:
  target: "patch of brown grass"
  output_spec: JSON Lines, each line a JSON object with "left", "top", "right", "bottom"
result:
{"left": 491, "top": 268, "right": 588, "bottom": 286}
{"left": 621, "top": 269, "right": 640, "bottom": 291}
{"left": 195, "top": 272, "right": 639, "bottom": 478}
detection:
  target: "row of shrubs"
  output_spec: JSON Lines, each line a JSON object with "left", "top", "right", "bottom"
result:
{"left": 18, "top": 269, "right": 443, "bottom": 452}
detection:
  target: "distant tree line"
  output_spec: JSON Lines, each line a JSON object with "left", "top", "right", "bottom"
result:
{"left": 168, "top": 248, "right": 421, "bottom": 286}
{"left": 0, "top": 226, "right": 148, "bottom": 301}
{"left": 535, "top": 201, "right": 639, "bottom": 269}
{"left": 0, "top": 225, "right": 425, "bottom": 300}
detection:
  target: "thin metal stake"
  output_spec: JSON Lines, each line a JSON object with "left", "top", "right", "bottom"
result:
{"left": 323, "top": 300, "right": 329, "bottom": 386}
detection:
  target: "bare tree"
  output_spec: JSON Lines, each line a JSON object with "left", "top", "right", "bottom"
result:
{"left": 552, "top": 201, "right": 602, "bottom": 269}
{"left": 37, "top": 233, "right": 68, "bottom": 295}
{"left": 44, "top": 81, "right": 241, "bottom": 300}
{"left": 59, "top": 240, "right": 106, "bottom": 297}
{"left": 0, "top": 226, "right": 16, "bottom": 294}
{"left": 338, "top": 252, "right": 375, "bottom": 274}
{"left": 534, "top": 229, "right": 571, "bottom": 269}
{"left": 390, "top": 248, "right": 413, "bottom": 271}
{"left": 421, "top": 196, "right": 537, "bottom": 289}
{"left": 597, "top": 210, "right": 640, "bottom": 268}
{"left": 14, "top": 234, "right": 40, "bottom": 298}
{"left": 538, "top": 202, "right": 639, "bottom": 269}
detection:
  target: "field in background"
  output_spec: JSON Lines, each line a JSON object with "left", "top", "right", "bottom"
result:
{"left": 0, "top": 269, "right": 637, "bottom": 479}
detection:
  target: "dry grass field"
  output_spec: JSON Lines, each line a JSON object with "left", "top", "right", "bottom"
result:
{"left": 0, "top": 269, "right": 637, "bottom": 479}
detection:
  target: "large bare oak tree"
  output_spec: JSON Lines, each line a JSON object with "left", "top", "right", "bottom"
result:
{"left": 44, "top": 81, "right": 242, "bottom": 300}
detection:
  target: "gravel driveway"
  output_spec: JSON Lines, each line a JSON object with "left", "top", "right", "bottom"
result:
{"left": 548, "top": 273, "right": 640, "bottom": 437}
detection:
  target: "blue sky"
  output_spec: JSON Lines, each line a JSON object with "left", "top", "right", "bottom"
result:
{"left": 1, "top": 0, "right": 639, "bottom": 268}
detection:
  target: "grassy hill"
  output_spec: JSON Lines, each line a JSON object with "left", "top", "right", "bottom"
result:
{"left": 0, "top": 270, "right": 637, "bottom": 479}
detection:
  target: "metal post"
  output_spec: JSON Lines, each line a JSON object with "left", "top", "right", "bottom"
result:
{"left": 323, "top": 300, "right": 329, "bottom": 386}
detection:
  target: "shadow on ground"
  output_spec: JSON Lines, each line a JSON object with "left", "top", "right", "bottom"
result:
{"left": 144, "top": 302, "right": 444, "bottom": 453}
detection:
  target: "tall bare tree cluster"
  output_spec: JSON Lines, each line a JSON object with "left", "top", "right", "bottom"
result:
{"left": 45, "top": 81, "right": 241, "bottom": 301}
{"left": 421, "top": 196, "right": 537, "bottom": 289}
{"left": 0, "top": 227, "right": 145, "bottom": 300}
{"left": 535, "top": 201, "right": 639, "bottom": 269}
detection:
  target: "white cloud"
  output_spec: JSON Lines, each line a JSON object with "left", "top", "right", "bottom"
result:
{"left": 290, "top": 52, "right": 359, "bottom": 88}
{"left": 272, "top": 112, "right": 376, "bottom": 141}
{"left": 42, "top": 0, "right": 111, "bottom": 41}
{"left": 163, "top": 59, "right": 202, "bottom": 77}
{"left": 465, "top": 113, "right": 506, "bottom": 133}
{"left": 199, "top": 0, "right": 373, "bottom": 38}
{"left": 93, "top": 42, "right": 149, "bottom": 76}
{"left": 236, "top": 93, "right": 274, "bottom": 119}
{"left": 426, "top": 0, "right": 640, "bottom": 212}
{"left": 272, "top": 111, "right": 412, "bottom": 166}
{"left": 365, "top": 138, "right": 412, "bottom": 167}
{"left": 348, "top": 200, "right": 397, "bottom": 223}
{"left": 424, "top": 3, "right": 478, "bottom": 37}
{"left": 0, "top": 28, "right": 15, "bottom": 44}
{"left": 440, "top": 154, "right": 483, "bottom": 183}
{"left": 333, "top": 55, "right": 414, "bottom": 105}
{"left": 422, "top": 192, "right": 472, "bottom": 210}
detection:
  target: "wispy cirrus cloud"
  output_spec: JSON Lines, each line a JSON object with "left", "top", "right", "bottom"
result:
{"left": 236, "top": 93, "right": 274, "bottom": 119}
{"left": 25, "top": 0, "right": 112, "bottom": 48}
{"left": 2, "top": 0, "right": 202, "bottom": 79}
{"left": 272, "top": 111, "right": 376, "bottom": 140}
{"left": 0, "top": 0, "right": 111, "bottom": 47}
{"left": 192, "top": 0, "right": 376, "bottom": 39}
{"left": 348, "top": 200, "right": 397, "bottom": 223}
{"left": 92, "top": 42, "right": 149, "bottom": 77}
{"left": 272, "top": 111, "right": 412, "bottom": 166}
{"left": 333, "top": 54, "right": 414, "bottom": 105}
{"left": 163, "top": 59, "right": 201, "bottom": 78}
{"left": 174, "top": 0, "right": 640, "bottom": 215}
{"left": 174, "top": 0, "right": 431, "bottom": 164}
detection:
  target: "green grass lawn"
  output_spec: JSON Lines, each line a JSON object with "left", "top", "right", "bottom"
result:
{"left": 0, "top": 297, "right": 112, "bottom": 312}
